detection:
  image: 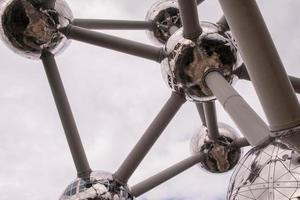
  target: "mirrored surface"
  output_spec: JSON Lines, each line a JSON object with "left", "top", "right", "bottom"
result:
{"left": 145, "top": 0, "right": 181, "bottom": 45}
{"left": 161, "top": 22, "right": 238, "bottom": 102}
{"left": 190, "top": 123, "right": 242, "bottom": 173}
{"left": 60, "top": 171, "right": 134, "bottom": 200}
{"left": 0, "top": 0, "right": 73, "bottom": 59}
{"left": 228, "top": 140, "right": 300, "bottom": 200}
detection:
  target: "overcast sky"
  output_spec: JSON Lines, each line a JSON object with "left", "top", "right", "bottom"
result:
{"left": 0, "top": 0, "right": 299, "bottom": 199}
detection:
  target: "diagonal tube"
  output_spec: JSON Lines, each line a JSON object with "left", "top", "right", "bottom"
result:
{"left": 235, "top": 64, "right": 300, "bottom": 94}
{"left": 203, "top": 101, "right": 220, "bottom": 141}
{"left": 195, "top": 103, "right": 206, "bottom": 126}
{"left": 219, "top": 0, "right": 300, "bottom": 132}
{"left": 217, "top": 15, "right": 230, "bottom": 31}
{"left": 205, "top": 71, "right": 270, "bottom": 146}
{"left": 114, "top": 93, "right": 186, "bottom": 184}
{"left": 72, "top": 19, "right": 153, "bottom": 30}
{"left": 178, "top": 0, "right": 202, "bottom": 40}
{"left": 130, "top": 153, "right": 205, "bottom": 197}
{"left": 41, "top": 51, "right": 92, "bottom": 178}
{"left": 230, "top": 138, "right": 250, "bottom": 148}
{"left": 196, "top": 0, "right": 205, "bottom": 5}
{"left": 60, "top": 25, "right": 165, "bottom": 63}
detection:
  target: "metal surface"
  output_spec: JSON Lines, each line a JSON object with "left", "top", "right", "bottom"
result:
{"left": 72, "top": 19, "right": 153, "bottom": 30}
{"left": 114, "top": 92, "right": 186, "bottom": 184}
{"left": 196, "top": 103, "right": 206, "bottom": 126}
{"left": 0, "top": 0, "right": 73, "bottom": 59}
{"left": 228, "top": 140, "right": 300, "bottom": 200}
{"left": 177, "top": 0, "right": 202, "bottom": 40}
{"left": 130, "top": 153, "right": 205, "bottom": 197}
{"left": 190, "top": 123, "right": 242, "bottom": 173}
{"left": 41, "top": 51, "right": 91, "bottom": 178}
{"left": 60, "top": 171, "right": 133, "bottom": 200}
{"left": 219, "top": 0, "right": 300, "bottom": 132}
{"left": 205, "top": 71, "right": 270, "bottom": 146}
{"left": 230, "top": 138, "right": 250, "bottom": 148}
{"left": 203, "top": 101, "right": 220, "bottom": 141}
{"left": 60, "top": 24, "right": 165, "bottom": 62}
{"left": 161, "top": 22, "right": 238, "bottom": 102}
{"left": 145, "top": 0, "right": 181, "bottom": 45}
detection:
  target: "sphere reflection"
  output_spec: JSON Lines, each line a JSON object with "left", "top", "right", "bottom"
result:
{"left": 145, "top": 0, "right": 181, "bottom": 45}
{"left": 161, "top": 22, "right": 238, "bottom": 102}
{"left": 190, "top": 123, "right": 242, "bottom": 173}
{"left": 228, "top": 140, "right": 300, "bottom": 200}
{"left": 60, "top": 171, "right": 133, "bottom": 200}
{"left": 0, "top": 0, "right": 73, "bottom": 59}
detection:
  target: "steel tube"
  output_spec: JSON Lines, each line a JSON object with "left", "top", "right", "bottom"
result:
{"left": 60, "top": 25, "right": 165, "bottom": 63}
{"left": 130, "top": 153, "right": 205, "bottom": 197}
{"left": 114, "top": 93, "right": 186, "bottom": 184}
{"left": 219, "top": 0, "right": 300, "bottom": 132}
{"left": 205, "top": 71, "right": 270, "bottom": 146}
{"left": 196, "top": 0, "right": 205, "bottom": 5}
{"left": 178, "top": 0, "right": 202, "bottom": 40}
{"left": 72, "top": 19, "right": 153, "bottom": 30}
{"left": 203, "top": 101, "right": 220, "bottom": 140}
{"left": 235, "top": 64, "right": 300, "bottom": 95}
{"left": 230, "top": 138, "right": 250, "bottom": 148}
{"left": 195, "top": 103, "right": 206, "bottom": 126}
{"left": 41, "top": 51, "right": 92, "bottom": 178}
{"left": 217, "top": 15, "right": 229, "bottom": 31}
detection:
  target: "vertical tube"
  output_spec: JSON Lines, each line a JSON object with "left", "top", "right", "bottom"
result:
{"left": 195, "top": 103, "right": 207, "bottom": 126}
{"left": 178, "top": 0, "right": 202, "bottom": 40}
{"left": 219, "top": 0, "right": 300, "bottom": 132}
{"left": 203, "top": 101, "right": 220, "bottom": 140}
{"left": 41, "top": 52, "right": 92, "bottom": 178}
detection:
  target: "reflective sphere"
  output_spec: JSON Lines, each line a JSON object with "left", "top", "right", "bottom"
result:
{"left": 60, "top": 171, "right": 133, "bottom": 200}
{"left": 161, "top": 22, "right": 238, "bottom": 102}
{"left": 228, "top": 140, "right": 300, "bottom": 200}
{"left": 145, "top": 0, "right": 181, "bottom": 45}
{"left": 0, "top": 0, "right": 73, "bottom": 59}
{"left": 190, "top": 123, "right": 242, "bottom": 173}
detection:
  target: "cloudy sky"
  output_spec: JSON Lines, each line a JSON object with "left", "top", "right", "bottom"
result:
{"left": 0, "top": 0, "right": 299, "bottom": 199}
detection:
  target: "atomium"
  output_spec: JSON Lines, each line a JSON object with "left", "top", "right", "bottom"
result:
{"left": 0, "top": 0, "right": 73, "bottom": 59}
{"left": 161, "top": 22, "right": 238, "bottom": 102}
{"left": 190, "top": 122, "right": 242, "bottom": 173}
{"left": 145, "top": 0, "right": 181, "bottom": 45}
{"left": 228, "top": 140, "right": 300, "bottom": 200}
{"left": 60, "top": 171, "right": 133, "bottom": 200}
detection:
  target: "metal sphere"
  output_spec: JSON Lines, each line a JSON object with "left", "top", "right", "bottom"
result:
{"left": 60, "top": 171, "right": 134, "bottom": 200}
{"left": 161, "top": 22, "right": 238, "bottom": 102}
{"left": 145, "top": 0, "right": 181, "bottom": 45}
{"left": 0, "top": 0, "right": 73, "bottom": 59}
{"left": 228, "top": 140, "right": 300, "bottom": 200}
{"left": 190, "top": 122, "right": 242, "bottom": 173}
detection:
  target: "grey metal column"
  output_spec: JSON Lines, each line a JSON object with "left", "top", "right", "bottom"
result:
{"left": 196, "top": 0, "right": 205, "bottom": 5}
{"left": 60, "top": 25, "right": 165, "bottom": 63}
{"left": 178, "top": 0, "right": 202, "bottom": 40}
{"left": 219, "top": 0, "right": 300, "bottom": 132}
{"left": 217, "top": 16, "right": 229, "bottom": 31}
{"left": 130, "top": 153, "right": 205, "bottom": 197}
{"left": 235, "top": 64, "right": 300, "bottom": 94}
{"left": 205, "top": 71, "right": 270, "bottom": 146}
{"left": 289, "top": 76, "right": 300, "bottom": 94}
{"left": 41, "top": 51, "right": 92, "bottom": 178}
{"left": 72, "top": 19, "right": 153, "bottom": 30}
{"left": 195, "top": 103, "right": 206, "bottom": 126}
{"left": 230, "top": 138, "right": 251, "bottom": 148}
{"left": 114, "top": 93, "right": 186, "bottom": 184}
{"left": 203, "top": 101, "right": 220, "bottom": 140}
